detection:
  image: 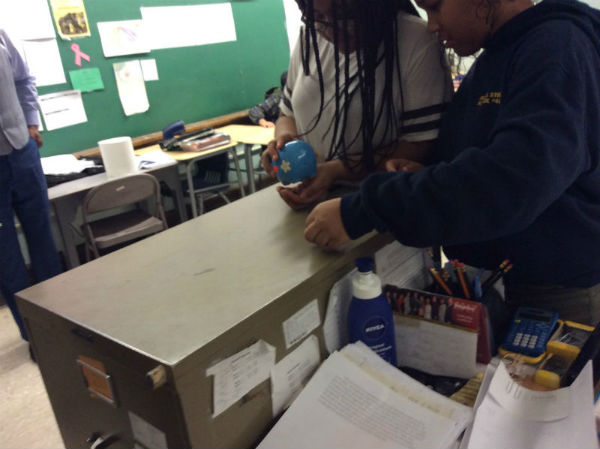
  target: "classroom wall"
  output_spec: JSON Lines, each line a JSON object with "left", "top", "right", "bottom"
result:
{"left": 32, "top": 0, "right": 292, "bottom": 157}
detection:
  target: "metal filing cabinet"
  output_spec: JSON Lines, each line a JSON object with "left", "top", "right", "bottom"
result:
{"left": 17, "top": 185, "right": 391, "bottom": 448}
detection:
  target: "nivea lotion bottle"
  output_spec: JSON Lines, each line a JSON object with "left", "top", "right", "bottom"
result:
{"left": 347, "top": 257, "right": 397, "bottom": 365}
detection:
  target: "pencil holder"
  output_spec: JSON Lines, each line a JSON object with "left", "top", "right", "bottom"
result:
{"left": 272, "top": 140, "right": 317, "bottom": 185}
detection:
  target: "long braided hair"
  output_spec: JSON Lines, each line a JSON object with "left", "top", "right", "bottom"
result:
{"left": 295, "top": 0, "right": 419, "bottom": 172}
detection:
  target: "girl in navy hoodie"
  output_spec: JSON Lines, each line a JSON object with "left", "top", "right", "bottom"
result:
{"left": 305, "top": 0, "right": 600, "bottom": 325}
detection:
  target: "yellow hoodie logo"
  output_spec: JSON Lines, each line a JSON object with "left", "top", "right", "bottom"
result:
{"left": 477, "top": 92, "right": 501, "bottom": 106}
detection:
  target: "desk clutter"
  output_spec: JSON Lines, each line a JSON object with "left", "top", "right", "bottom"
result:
{"left": 288, "top": 242, "right": 600, "bottom": 449}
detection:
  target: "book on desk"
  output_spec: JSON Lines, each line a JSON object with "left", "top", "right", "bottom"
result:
{"left": 175, "top": 132, "right": 232, "bottom": 153}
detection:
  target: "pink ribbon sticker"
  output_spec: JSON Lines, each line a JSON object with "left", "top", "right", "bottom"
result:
{"left": 71, "top": 43, "right": 90, "bottom": 67}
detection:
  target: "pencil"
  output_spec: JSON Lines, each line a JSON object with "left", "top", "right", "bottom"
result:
{"left": 482, "top": 263, "right": 513, "bottom": 296}
{"left": 429, "top": 267, "right": 454, "bottom": 296}
{"left": 456, "top": 264, "right": 471, "bottom": 299}
{"left": 481, "top": 259, "right": 510, "bottom": 291}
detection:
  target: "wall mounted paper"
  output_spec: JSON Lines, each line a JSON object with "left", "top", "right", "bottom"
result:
{"left": 141, "top": 4, "right": 236, "bottom": 50}
{"left": 113, "top": 60, "right": 149, "bottom": 116}
{"left": 0, "top": 0, "right": 55, "bottom": 41}
{"left": 206, "top": 340, "right": 276, "bottom": 418}
{"left": 38, "top": 90, "right": 87, "bottom": 131}
{"left": 282, "top": 299, "right": 321, "bottom": 349}
{"left": 98, "top": 136, "right": 138, "bottom": 179}
{"left": 69, "top": 68, "right": 103, "bottom": 92}
{"left": 270, "top": 335, "right": 320, "bottom": 417}
{"left": 49, "top": 0, "right": 90, "bottom": 39}
{"left": 22, "top": 39, "right": 66, "bottom": 87}
{"left": 97, "top": 20, "right": 150, "bottom": 58}
{"left": 140, "top": 59, "right": 158, "bottom": 81}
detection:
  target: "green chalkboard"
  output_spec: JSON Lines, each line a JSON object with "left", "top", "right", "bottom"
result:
{"left": 38, "top": 0, "right": 290, "bottom": 156}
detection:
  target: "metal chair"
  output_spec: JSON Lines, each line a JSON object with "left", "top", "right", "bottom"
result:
{"left": 185, "top": 153, "right": 231, "bottom": 217}
{"left": 81, "top": 173, "right": 168, "bottom": 260}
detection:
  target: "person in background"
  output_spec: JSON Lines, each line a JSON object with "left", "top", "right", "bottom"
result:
{"left": 304, "top": 0, "right": 600, "bottom": 325}
{"left": 249, "top": 71, "right": 288, "bottom": 128}
{"left": 262, "top": 0, "right": 452, "bottom": 210}
{"left": 0, "top": 29, "right": 62, "bottom": 341}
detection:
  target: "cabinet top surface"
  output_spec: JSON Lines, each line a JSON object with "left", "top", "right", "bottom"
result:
{"left": 19, "top": 185, "right": 377, "bottom": 365}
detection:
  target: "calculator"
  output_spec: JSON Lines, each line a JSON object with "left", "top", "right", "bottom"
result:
{"left": 501, "top": 307, "right": 559, "bottom": 357}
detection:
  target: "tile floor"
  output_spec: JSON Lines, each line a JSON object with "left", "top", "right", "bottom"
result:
{"left": 0, "top": 305, "right": 64, "bottom": 449}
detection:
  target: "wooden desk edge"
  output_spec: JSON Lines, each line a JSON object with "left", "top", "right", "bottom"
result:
{"left": 74, "top": 109, "right": 251, "bottom": 159}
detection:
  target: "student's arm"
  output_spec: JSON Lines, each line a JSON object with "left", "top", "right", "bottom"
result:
{"left": 306, "top": 25, "right": 597, "bottom": 250}
{"left": 277, "top": 139, "right": 435, "bottom": 210}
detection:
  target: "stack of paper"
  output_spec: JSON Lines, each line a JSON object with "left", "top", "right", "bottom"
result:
{"left": 258, "top": 342, "right": 473, "bottom": 449}
{"left": 461, "top": 360, "right": 597, "bottom": 449}
{"left": 41, "top": 154, "right": 97, "bottom": 175}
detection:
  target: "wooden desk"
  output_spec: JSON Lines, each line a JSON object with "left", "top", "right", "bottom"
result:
{"left": 18, "top": 185, "right": 393, "bottom": 448}
{"left": 48, "top": 154, "right": 186, "bottom": 270}
{"left": 217, "top": 125, "right": 275, "bottom": 194}
{"left": 143, "top": 140, "right": 244, "bottom": 218}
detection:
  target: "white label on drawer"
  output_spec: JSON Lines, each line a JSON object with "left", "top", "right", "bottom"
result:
{"left": 128, "top": 411, "right": 167, "bottom": 449}
{"left": 206, "top": 340, "right": 276, "bottom": 418}
{"left": 270, "top": 335, "right": 320, "bottom": 417}
{"left": 282, "top": 299, "right": 321, "bottom": 349}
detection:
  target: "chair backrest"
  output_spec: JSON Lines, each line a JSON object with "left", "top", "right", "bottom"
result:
{"left": 83, "top": 173, "right": 161, "bottom": 217}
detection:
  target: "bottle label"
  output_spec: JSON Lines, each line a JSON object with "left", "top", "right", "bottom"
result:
{"left": 363, "top": 317, "right": 386, "bottom": 340}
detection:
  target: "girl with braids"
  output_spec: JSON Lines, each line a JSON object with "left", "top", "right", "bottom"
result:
{"left": 306, "top": 0, "right": 600, "bottom": 325}
{"left": 261, "top": 0, "right": 451, "bottom": 210}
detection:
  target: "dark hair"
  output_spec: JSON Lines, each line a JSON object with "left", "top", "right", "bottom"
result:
{"left": 280, "top": 71, "right": 288, "bottom": 88}
{"left": 295, "top": 0, "right": 419, "bottom": 172}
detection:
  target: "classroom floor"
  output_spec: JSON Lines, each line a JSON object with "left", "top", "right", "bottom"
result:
{"left": 0, "top": 305, "right": 64, "bottom": 449}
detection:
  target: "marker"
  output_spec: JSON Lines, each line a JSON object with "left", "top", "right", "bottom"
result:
{"left": 473, "top": 274, "right": 482, "bottom": 299}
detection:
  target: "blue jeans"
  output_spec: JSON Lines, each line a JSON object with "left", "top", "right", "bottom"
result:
{"left": 0, "top": 138, "right": 62, "bottom": 340}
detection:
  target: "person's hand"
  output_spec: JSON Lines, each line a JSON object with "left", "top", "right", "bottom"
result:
{"left": 276, "top": 161, "right": 336, "bottom": 210}
{"left": 258, "top": 119, "right": 275, "bottom": 128}
{"left": 261, "top": 133, "right": 296, "bottom": 177}
{"left": 28, "top": 125, "right": 42, "bottom": 148}
{"left": 304, "top": 198, "right": 350, "bottom": 250}
{"left": 385, "top": 158, "right": 424, "bottom": 173}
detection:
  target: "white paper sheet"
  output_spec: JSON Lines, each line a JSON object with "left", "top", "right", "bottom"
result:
{"left": 206, "top": 340, "right": 276, "bottom": 418}
{"left": 22, "top": 39, "right": 66, "bottom": 87}
{"left": 41, "top": 154, "right": 96, "bottom": 175}
{"left": 0, "top": 0, "right": 55, "bottom": 41}
{"left": 38, "top": 90, "right": 87, "bottom": 131}
{"left": 141, "top": 4, "right": 236, "bottom": 50}
{"left": 270, "top": 335, "right": 320, "bottom": 417}
{"left": 128, "top": 412, "right": 167, "bottom": 449}
{"left": 97, "top": 20, "right": 150, "bottom": 58}
{"left": 323, "top": 268, "right": 354, "bottom": 354}
{"left": 341, "top": 342, "right": 473, "bottom": 425}
{"left": 282, "top": 299, "right": 321, "bottom": 349}
{"left": 140, "top": 59, "right": 159, "bottom": 81}
{"left": 113, "top": 60, "right": 149, "bottom": 116}
{"left": 466, "top": 361, "right": 597, "bottom": 449}
{"left": 258, "top": 343, "right": 472, "bottom": 449}
{"left": 135, "top": 150, "right": 174, "bottom": 170}
{"left": 375, "top": 242, "right": 428, "bottom": 288}
{"left": 394, "top": 315, "right": 478, "bottom": 379}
